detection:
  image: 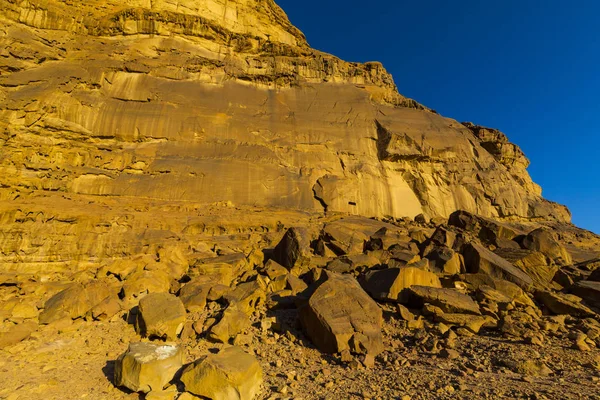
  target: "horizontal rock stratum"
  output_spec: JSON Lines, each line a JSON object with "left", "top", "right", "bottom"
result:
{"left": 0, "top": 0, "right": 570, "bottom": 224}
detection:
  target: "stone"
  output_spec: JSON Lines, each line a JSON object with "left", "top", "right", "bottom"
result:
{"left": 434, "top": 314, "right": 488, "bottom": 334}
{"left": 208, "top": 306, "right": 251, "bottom": 344}
{"left": 178, "top": 279, "right": 213, "bottom": 312}
{"left": 494, "top": 248, "right": 557, "bottom": 288}
{"left": 145, "top": 387, "right": 178, "bottom": 400}
{"left": 322, "top": 222, "right": 368, "bottom": 256}
{"left": 440, "top": 348, "right": 460, "bottom": 360}
{"left": 461, "top": 273, "right": 535, "bottom": 307}
{"left": 39, "top": 281, "right": 112, "bottom": 324}
{"left": 262, "top": 259, "right": 288, "bottom": 280}
{"left": 299, "top": 271, "right": 384, "bottom": 356}
{"left": 448, "top": 210, "right": 518, "bottom": 246}
{"left": 207, "top": 285, "right": 231, "bottom": 302}
{"left": 396, "top": 304, "right": 415, "bottom": 321}
{"left": 181, "top": 346, "right": 263, "bottom": 400}
{"left": 189, "top": 261, "right": 235, "bottom": 286}
{"left": 122, "top": 270, "right": 171, "bottom": 302}
{"left": 571, "top": 280, "right": 600, "bottom": 309}
{"left": 424, "top": 246, "right": 464, "bottom": 275}
{"left": 463, "top": 243, "right": 533, "bottom": 290}
{"left": 361, "top": 267, "right": 441, "bottom": 302}
{"left": 115, "top": 342, "right": 183, "bottom": 393}
{"left": 522, "top": 228, "right": 572, "bottom": 266}
{"left": 89, "top": 295, "right": 122, "bottom": 321}
{"left": 136, "top": 293, "right": 186, "bottom": 340}
{"left": 534, "top": 291, "right": 595, "bottom": 317}
{"left": 0, "top": 321, "right": 38, "bottom": 349}
{"left": 429, "top": 227, "right": 457, "bottom": 248}
{"left": 414, "top": 213, "right": 429, "bottom": 224}
{"left": 503, "top": 359, "right": 553, "bottom": 377}
{"left": 223, "top": 281, "right": 266, "bottom": 315}
{"left": 272, "top": 227, "right": 313, "bottom": 270}
{"left": 286, "top": 274, "right": 308, "bottom": 295}
{"left": 405, "top": 286, "right": 481, "bottom": 315}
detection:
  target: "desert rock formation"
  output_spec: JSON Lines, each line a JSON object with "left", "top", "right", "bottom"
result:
{"left": 1, "top": 1, "right": 600, "bottom": 400}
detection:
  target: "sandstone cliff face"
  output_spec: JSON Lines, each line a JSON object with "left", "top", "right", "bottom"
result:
{"left": 0, "top": 0, "right": 569, "bottom": 232}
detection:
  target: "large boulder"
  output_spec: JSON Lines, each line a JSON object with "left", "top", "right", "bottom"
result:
{"left": 463, "top": 243, "right": 533, "bottom": 290}
{"left": 360, "top": 267, "right": 441, "bottom": 302}
{"left": 570, "top": 280, "right": 600, "bottom": 309}
{"left": 405, "top": 286, "right": 481, "bottom": 315}
{"left": 494, "top": 248, "right": 557, "bottom": 288}
{"left": 271, "top": 227, "right": 313, "bottom": 270}
{"left": 39, "top": 281, "right": 112, "bottom": 324}
{"left": 136, "top": 293, "right": 186, "bottom": 340}
{"left": 181, "top": 346, "right": 263, "bottom": 400}
{"left": 448, "top": 210, "right": 518, "bottom": 245}
{"left": 115, "top": 342, "right": 183, "bottom": 393}
{"left": 534, "top": 291, "right": 595, "bottom": 317}
{"left": 299, "top": 271, "right": 384, "bottom": 356}
{"left": 460, "top": 273, "right": 535, "bottom": 307}
{"left": 522, "top": 228, "right": 572, "bottom": 266}
{"left": 322, "top": 220, "right": 369, "bottom": 256}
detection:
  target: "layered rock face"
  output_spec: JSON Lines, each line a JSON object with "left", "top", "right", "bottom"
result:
{"left": 0, "top": 0, "right": 569, "bottom": 222}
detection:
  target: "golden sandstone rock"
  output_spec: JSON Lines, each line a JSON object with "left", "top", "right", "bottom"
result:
{"left": 181, "top": 346, "right": 263, "bottom": 400}
{"left": 115, "top": 342, "right": 183, "bottom": 393}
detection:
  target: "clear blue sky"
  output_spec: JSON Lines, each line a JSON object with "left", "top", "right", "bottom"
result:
{"left": 277, "top": 0, "right": 600, "bottom": 234}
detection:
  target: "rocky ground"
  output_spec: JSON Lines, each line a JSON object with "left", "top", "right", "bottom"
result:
{"left": 1, "top": 208, "right": 600, "bottom": 400}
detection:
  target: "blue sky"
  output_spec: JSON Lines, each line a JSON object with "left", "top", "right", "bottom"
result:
{"left": 276, "top": 0, "right": 600, "bottom": 234}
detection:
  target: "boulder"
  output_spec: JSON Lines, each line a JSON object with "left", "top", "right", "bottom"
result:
{"left": 300, "top": 271, "right": 384, "bottom": 356}
{"left": 136, "top": 293, "right": 186, "bottom": 340}
{"left": 223, "top": 281, "right": 266, "bottom": 315}
{"left": 262, "top": 259, "right": 288, "bottom": 280}
{"left": 178, "top": 276, "right": 224, "bottom": 312}
{"left": 208, "top": 306, "right": 251, "bottom": 343}
{"left": 463, "top": 243, "right": 533, "bottom": 290}
{"left": 405, "top": 286, "right": 481, "bottom": 315}
{"left": 424, "top": 246, "right": 464, "bottom": 275}
{"left": 429, "top": 226, "right": 457, "bottom": 248}
{"left": 89, "top": 295, "right": 122, "bottom": 321}
{"left": 181, "top": 346, "right": 263, "bottom": 400}
{"left": 0, "top": 321, "right": 38, "bottom": 349}
{"left": 571, "top": 280, "right": 600, "bottom": 309}
{"left": 39, "top": 281, "right": 112, "bottom": 324}
{"left": 189, "top": 261, "right": 235, "bottom": 286}
{"left": 361, "top": 267, "right": 441, "bottom": 302}
{"left": 271, "top": 227, "right": 312, "bottom": 270}
{"left": 122, "top": 270, "right": 171, "bottom": 302}
{"left": 494, "top": 248, "right": 557, "bottom": 288}
{"left": 522, "top": 228, "right": 572, "bottom": 266}
{"left": 534, "top": 291, "right": 595, "bottom": 317}
{"left": 448, "top": 210, "right": 518, "bottom": 245}
{"left": 460, "top": 273, "right": 535, "bottom": 307}
{"left": 322, "top": 220, "right": 368, "bottom": 256}
{"left": 434, "top": 314, "right": 488, "bottom": 334}
{"left": 286, "top": 274, "right": 308, "bottom": 295}
{"left": 115, "top": 342, "right": 183, "bottom": 393}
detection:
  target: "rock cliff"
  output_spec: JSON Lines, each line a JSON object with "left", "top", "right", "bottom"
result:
{"left": 0, "top": 0, "right": 568, "bottom": 221}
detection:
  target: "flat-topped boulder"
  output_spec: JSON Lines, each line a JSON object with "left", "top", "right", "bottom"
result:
{"left": 181, "top": 346, "right": 263, "bottom": 400}
{"left": 463, "top": 243, "right": 533, "bottom": 290}
{"left": 300, "top": 271, "right": 384, "bottom": 356}
{"left": 115, "top": 342, "right": 183, "bottom": 393}
{"left": 361, "top": 267, "right": 441, "bottom": 302}
{"left": 405, "top": 286, "right": 481, "bottom": 315}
